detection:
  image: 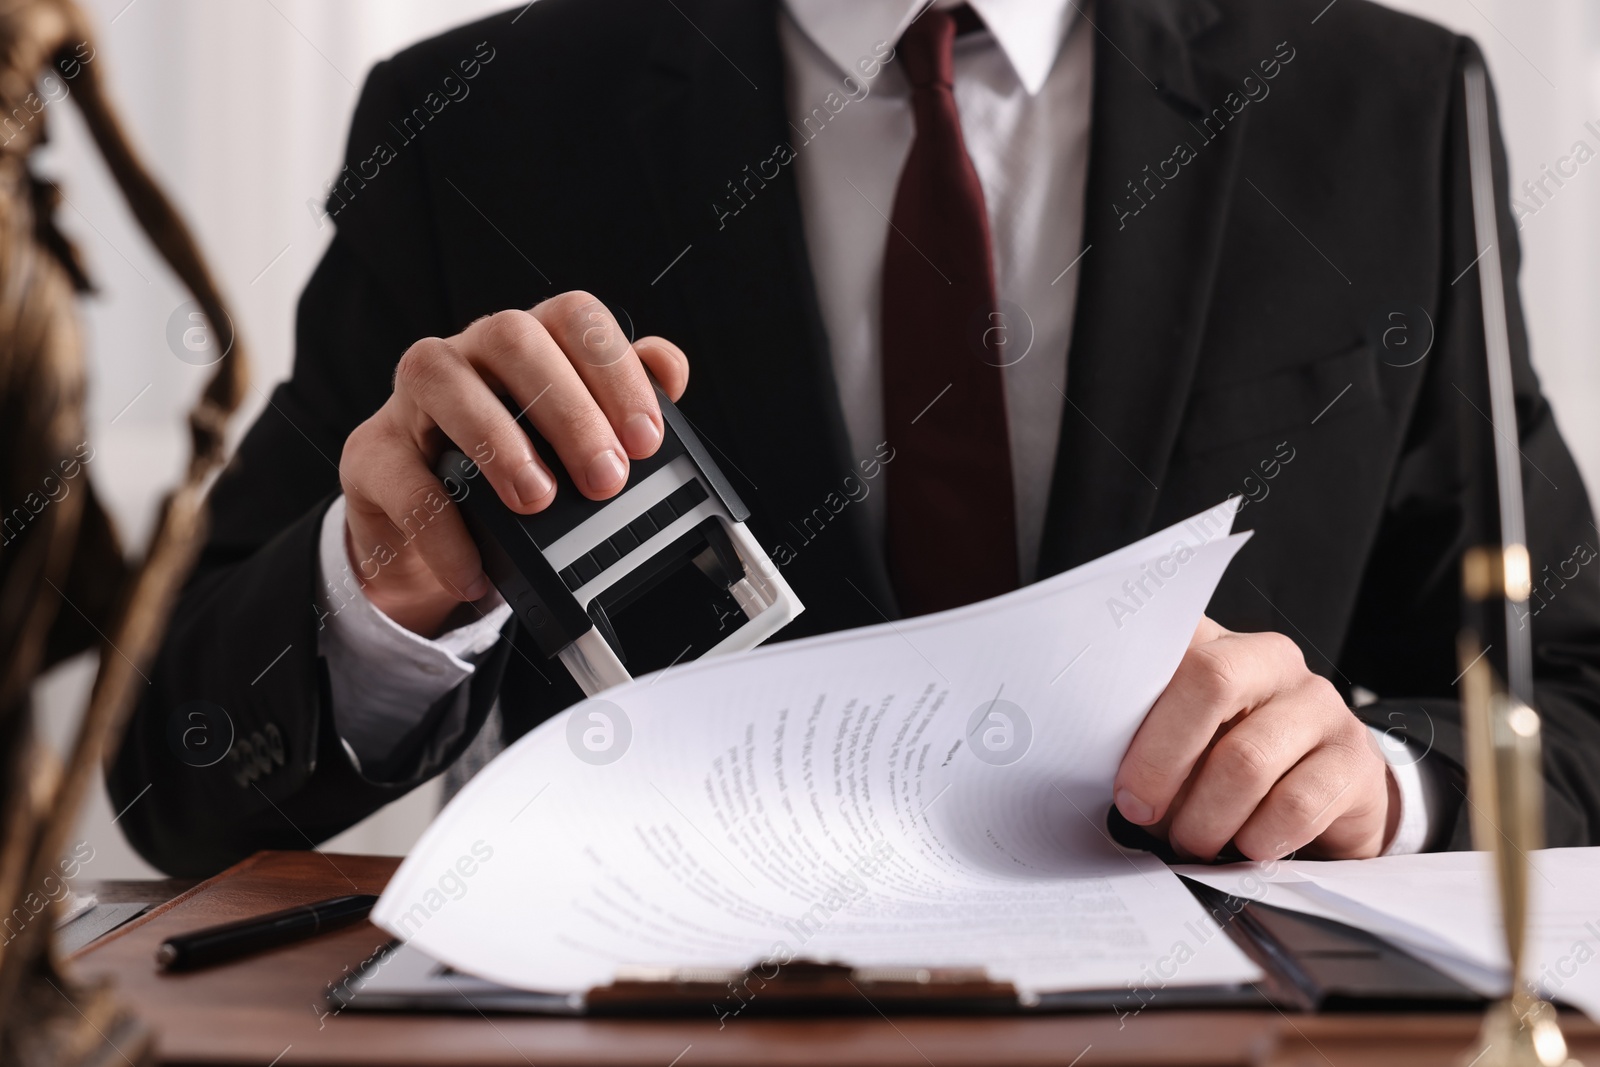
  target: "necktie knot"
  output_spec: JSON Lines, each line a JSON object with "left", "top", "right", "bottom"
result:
{"left": 897, "top": 7, "right": 958, "bottom": 90}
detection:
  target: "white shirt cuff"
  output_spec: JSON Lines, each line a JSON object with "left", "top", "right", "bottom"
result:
{"left": 315, "top": 495, "right": 512, "bottom": 769}
{"left": 1367, "top": 723, "right": 1442, "bottom": 856}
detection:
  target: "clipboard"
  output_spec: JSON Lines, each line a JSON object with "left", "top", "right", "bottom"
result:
{"left": 337, "top": 880, "right": 1484, "bottom": 1017}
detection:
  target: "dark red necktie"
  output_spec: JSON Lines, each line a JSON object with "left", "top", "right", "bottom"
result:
{"left": 882, "top": 6, "right": 1019, "bottom": 617}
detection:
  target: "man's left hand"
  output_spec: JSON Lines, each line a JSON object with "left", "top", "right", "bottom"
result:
{"left": 1113, "top": 616, "right": 1399, "bottom": 861}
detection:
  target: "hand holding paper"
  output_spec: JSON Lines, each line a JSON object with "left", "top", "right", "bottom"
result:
{"left": 1115, "top": 615, "right": 1396, "bottom": 862}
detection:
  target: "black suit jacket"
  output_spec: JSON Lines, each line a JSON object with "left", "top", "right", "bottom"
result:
{"left": 110, "top": 0, "right": 1600, "bottom": 876}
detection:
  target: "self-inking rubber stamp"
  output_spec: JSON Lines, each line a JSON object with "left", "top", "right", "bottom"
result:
{"left": 434, "top": 386, "right": 802, "bottom": 696}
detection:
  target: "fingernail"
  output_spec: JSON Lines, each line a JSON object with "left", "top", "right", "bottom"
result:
{"left": 620, "top": 412, "right": 662, "bottom": 457}
{"left": 513, "top": 462, "right": 553, "bottom": 508}
{"left": 586, "top": 449, "right": 627, "bottom": 495}
{"left": 1116, "top": 788, "right": 1155, "bottom": 825}
{"left": 464, "top": 573, "right": 491, "bottom": 600}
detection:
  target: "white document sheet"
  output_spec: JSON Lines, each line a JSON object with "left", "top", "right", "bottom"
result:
{"left": 374, "top": 502, "right": 1262, "bottom": 999}
{"left": 1178, "top": 848, "right": 1600, "bottom": 1018}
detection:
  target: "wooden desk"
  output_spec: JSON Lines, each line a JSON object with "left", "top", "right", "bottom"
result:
{"left": 69, "top": 851, "right": 1600, "bottom": 1067}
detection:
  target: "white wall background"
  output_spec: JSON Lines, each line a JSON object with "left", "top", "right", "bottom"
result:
{"left": 30, "top": 0, "right": 1600, "bottom": 878}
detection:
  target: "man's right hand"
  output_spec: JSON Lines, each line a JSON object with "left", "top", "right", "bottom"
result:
{"left": 338, "top": 292, "right": 689, "bottom": 637}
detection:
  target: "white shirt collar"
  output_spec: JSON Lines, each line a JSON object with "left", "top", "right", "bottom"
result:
{"left": 783, "top": 0, "right": 1079, "bottom": 97}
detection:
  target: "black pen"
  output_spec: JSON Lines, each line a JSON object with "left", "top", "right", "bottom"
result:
{"left": 156, "top": 893, "right": 378, "bottom": 972}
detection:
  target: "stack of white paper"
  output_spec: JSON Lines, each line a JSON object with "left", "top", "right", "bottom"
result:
{"left": 1179, "top": 848, "right": 1600, "bottom": 1019}
{"left": 374, "top": 502, "right": 1263, "bottom": 1000}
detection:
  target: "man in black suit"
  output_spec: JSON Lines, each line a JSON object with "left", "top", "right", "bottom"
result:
{"left": 110, "top": 0, "right": 1600, "bottom": 877}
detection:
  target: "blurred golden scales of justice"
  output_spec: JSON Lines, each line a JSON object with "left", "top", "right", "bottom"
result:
{"left": 0, "top": 0, "right": 247, "bottom": 1061}
{"left": 1455, "top": 56, "right": 1581, "bottom": 1067}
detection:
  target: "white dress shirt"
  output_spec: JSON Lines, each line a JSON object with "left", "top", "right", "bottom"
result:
{"left": 315, "top": 0, "right": 1439, "bottom": 854}
{"left": 783, "top": 0, "right": 1090, "bottom": 582}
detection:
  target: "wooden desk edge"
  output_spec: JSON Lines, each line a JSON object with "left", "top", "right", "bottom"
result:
{"left": 63, "top": 851, "right": 1600, "bottom": 1067}
{"left": 66, "top": 851, "right": 268, "bottom": 962}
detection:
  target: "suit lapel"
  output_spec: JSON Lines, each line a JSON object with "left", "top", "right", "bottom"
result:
{"left": 1038, "top": 0, "right": 1248, "bottom": 577}
{"left": 624, "top": 0, "right": 898, "bottom": 629}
